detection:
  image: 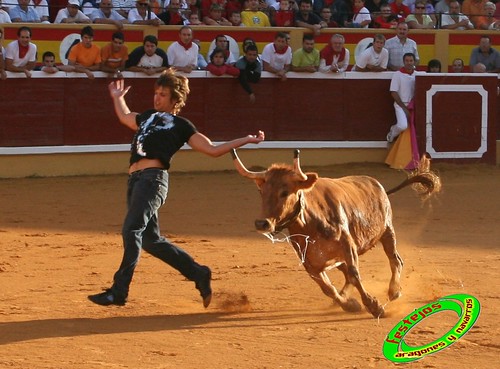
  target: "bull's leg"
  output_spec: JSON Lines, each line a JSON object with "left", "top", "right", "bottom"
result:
{"left": 340, "top": 233, "right": 385, "bottom": 318}
{"left": 337, "top": 263, "right": 353, "bottom": 297}
{"left": 305, "top": 265, "right": 362, "bottom": 312}
{"left": 380, "top": 227, "right": 404, "bottom": 301}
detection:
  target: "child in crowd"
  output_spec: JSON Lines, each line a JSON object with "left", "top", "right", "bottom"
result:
{"left": 235, "top": 43, "right": 262, "bottom": 103}
{"left": 206, "top": 47, "right": 240, "bottom": 76}
{"left": 38, "top": 51, "right": 61, "bottom": 73}
{"left": 37, "top": 51, "right": 76, "bottom": 74}
{"left": 348, "top": 0, "right": 371, "bottom": 28}
{"left": 273, "top": 0, "right": 295, "bottom": 27}
{"left": 373, "top": 3, "right": 399, "bottom": 28}
{"left": 188, "top": 11, "right": 204, "bottom": 24}
{"left": 225, "top": 0, "right": 242, "bottom": 17}
{"left": 229, "top": 10, "right": 243, "bottom": 26}
{"left": 390, "top": 0, "right": 411, "bottom": 20}
{"left": 427, "top": 59, "right": 441, "bottom": 72}
{"left": 242, "top": 37, "right": 257, "bottom": 52}
{"left": 319, "top": 7, "right": 339, "bottom": 27}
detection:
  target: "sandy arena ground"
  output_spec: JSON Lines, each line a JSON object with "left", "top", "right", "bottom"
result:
{"left": 0, "top": 161, "right": 498, "bottom": 369}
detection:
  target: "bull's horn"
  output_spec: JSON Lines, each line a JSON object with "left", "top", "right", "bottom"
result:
{"left": 231, "top": 149, "right": 266, "bottom": 179}
{"left": 293, "top": 149, "right": 308, "bottom": 181}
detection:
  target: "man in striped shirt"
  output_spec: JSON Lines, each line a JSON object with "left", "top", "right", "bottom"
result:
{"left": 384, "top": 22, "right": 419, "bottom": 71}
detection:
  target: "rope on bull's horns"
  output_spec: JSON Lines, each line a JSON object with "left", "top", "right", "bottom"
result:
{"left": 262, "top": 231, "right": 315, "bottom": 265}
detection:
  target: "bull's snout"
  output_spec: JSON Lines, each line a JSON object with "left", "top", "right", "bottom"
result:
{"left": 255, "top": 219, "right": 274, "bottom": 232}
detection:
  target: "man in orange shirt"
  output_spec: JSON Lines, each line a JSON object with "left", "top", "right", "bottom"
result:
{"left": 100, "top": 31, "right": 128, "bottom": 77}
{"left": 462, "top": 0, "right": 487, "bottom": 28}
{"left": 68, "top": 25, "right": 101, "bottom": 79}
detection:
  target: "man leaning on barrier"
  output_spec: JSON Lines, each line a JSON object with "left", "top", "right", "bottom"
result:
{"left": 5, "top": 26, "right": 37, "bottom": 78}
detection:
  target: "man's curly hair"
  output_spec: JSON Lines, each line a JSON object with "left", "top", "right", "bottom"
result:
{"left": 155, "top": 68, "right": 190, "bottom": 115}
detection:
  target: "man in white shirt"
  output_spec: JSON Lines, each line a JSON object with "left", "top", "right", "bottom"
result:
{"left": 127, "top": 0, "right": 163, "bottom": 25}
{"left": 113, "top": 0, "right": 135, "bottom": 17}
{"left": 54, "top": 0, "right": 92, "bottom": 23}
{"left": 261, "top": 31, "right": 292, "bottom": 81}
{"left": 90, "top": 0, "right": 129, "bottom": 29}
{"left": 387, "top": 52, "right": 417, "bottom": 143}
{"left": 0, "top": 0, "right": 12, "bottom": 23}
{"left": 166, "top": 26, "right": 199, "bottom": 74}
{"left": 5, "top": 26, "right": 37, "bottom": 78}
{"left": 319, "top": 33, "right": 350, "bottom": 73}
{"left": 441, "top": 0, "right": 474, "bottom": 30}
{"left": 353, "top": 34, "right": 389, "bottom": 72}
{"left": 384, "top": 22, "right": 419, "bottom": 71}
{"left": 30, "top": 0, "right": 49, "bottom": 22}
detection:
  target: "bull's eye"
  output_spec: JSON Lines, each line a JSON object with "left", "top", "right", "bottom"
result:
{"left": 280, "top": 190, "right": 289, "bottom": 198}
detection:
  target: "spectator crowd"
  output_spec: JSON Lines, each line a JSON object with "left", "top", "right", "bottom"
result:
{"left": 0, "top": 0, "right": 498, "bottom": 29}
{"left": 0, "top": 1, "right": 499, "bottom": 88}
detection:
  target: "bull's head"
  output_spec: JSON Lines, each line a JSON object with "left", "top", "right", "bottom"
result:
{"left": 231, "top": 149, "right": 318, "bottom": 233}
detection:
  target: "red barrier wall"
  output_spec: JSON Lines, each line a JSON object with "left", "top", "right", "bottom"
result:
{"left": 0, "top": 74, "right": 395, "bottom": 146}
{"left": 415, "top": 75, "right": 498, "bottom": 164}
{"left": 0, "top": 73, "right": 497, "bottom": 164}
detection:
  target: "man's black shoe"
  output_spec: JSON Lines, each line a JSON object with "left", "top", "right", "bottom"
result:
{"left": 88, "top": 289, "right": 126, "bottom": 306}
{"left": 195, "top": 266, "right": 212, "bottom": 308}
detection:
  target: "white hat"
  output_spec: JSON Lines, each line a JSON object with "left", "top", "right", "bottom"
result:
{"left": 68, "top": 0, "right": 80, "bottom": 6}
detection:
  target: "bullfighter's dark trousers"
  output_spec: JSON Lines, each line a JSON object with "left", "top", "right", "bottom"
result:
{"left": 110, "top": 168, "right": 204, "bottom": 300}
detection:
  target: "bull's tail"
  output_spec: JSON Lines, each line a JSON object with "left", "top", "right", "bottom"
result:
{"left": 386, "top": 155, "right": 442, "bottom": 199}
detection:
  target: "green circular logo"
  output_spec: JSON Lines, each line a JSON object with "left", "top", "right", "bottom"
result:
{"left": 383, "top": 294, "right": 481, "bottom": 363}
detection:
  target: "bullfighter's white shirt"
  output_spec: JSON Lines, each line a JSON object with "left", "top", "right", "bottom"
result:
{"left": 390, "top": 69, "right": 417, "bottom": 104}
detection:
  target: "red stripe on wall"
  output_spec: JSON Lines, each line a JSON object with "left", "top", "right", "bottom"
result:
{"left": 410, "top": 33, "right": 436, "bottom": 44}
{"left": 110, "top": 30, "right": 145, "bottom": 42}
{"left": 450, "top": 33, "right": 500, "bottom": 45}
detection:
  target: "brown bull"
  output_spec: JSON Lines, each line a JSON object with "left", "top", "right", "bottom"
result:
{"left": 231, "top": 149, "right": 441, "bottom": 318}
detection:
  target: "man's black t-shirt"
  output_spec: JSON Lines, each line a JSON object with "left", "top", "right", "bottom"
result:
{"left": 130, "top": 109, "right": 198, "bottom": 170}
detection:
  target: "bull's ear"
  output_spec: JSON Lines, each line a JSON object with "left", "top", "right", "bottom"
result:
{"left": 254, "top": 178, "right": 265, "bottom": 188}
{"left": 297, "top": 172, "right": 318, "bottom": 190}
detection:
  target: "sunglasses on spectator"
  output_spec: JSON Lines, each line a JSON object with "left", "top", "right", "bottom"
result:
{"left": 138, "top": 3, "right": 149, "bottom": 6}
{"left": 415, "top": 6, "right": 425, "bottom": 9}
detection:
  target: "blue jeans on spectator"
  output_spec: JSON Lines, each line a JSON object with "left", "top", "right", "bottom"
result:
{"left": 110, "top": 168, "right": 202, "bottom": 300}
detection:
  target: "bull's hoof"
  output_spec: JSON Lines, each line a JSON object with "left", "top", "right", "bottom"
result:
{"left": 340, "top": 297, "right": 362, "bottom": 312}
{"left": 367, "top": 304, "right": 385, "bottom": 318}
{"left": 363, "top": 295, "right": 385, "bottom": 318}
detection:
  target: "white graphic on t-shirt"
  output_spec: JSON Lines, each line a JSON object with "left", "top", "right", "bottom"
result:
{"left": 252, "top": 16, "right": 261, "bottom": 25}
{"left": 136, "top": 112, "right": 174, "bottom": 157}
